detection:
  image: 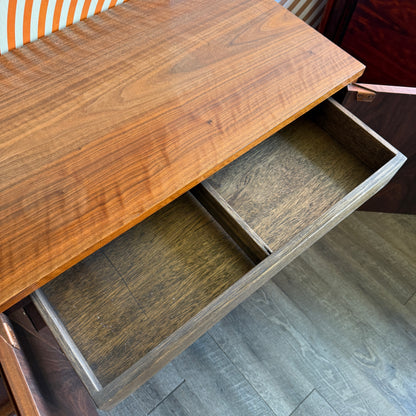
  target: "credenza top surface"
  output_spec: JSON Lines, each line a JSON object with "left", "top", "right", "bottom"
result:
{"left": 0, "top": 0, "right": 364, "bottom": 310}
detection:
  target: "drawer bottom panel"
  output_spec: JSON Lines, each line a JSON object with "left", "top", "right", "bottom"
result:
{"left": 33, "top": 193, "right": 252, "bottom": 409}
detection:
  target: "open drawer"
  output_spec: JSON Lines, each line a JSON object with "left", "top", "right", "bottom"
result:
{"left": 31, "top": 98, "right": 405, "bottom": 410}
{"left": 196, "top": 98, "right": 406, "bottom": 259}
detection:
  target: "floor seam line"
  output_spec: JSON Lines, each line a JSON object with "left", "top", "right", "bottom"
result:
{"left": 146, "top": 379, "right": 186, "bottom": 415}
{"left": 288, "top": 389, "right": 315, "bottom": 416}
{"left": 207, "top": 331, "right": 279, "bottom": 416}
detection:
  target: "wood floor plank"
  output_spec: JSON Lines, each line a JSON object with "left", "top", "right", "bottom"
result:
{"left": 308, "top": 225, "right": 416, "bottom": 345}
{"left": 147, "top": 382, "right": 209, "bottom": 416}
{"left": 212, "top": 279, "right": 400, "bottom": 416}
{"left": 332, "top": 212, "right": 416, "bottom": 303}
{"left": 149, "top": 333, "right": 276, "bottom": 416}
{"left": 274, "top": 215, "right": 416, "bottom": 415}
{"left": 208, "top": 284, "right": 315, "bottom": 416}
{"left": 352, "top": 212, "right": 416, "bottom": 265}
{"left": 405, "top": 293, "right": 416, "bottom": 313}
{"left": 276, "top": 261, "right": 408, "bottom": 416}
{"left": 98, "top": 363, "right": 183, "bottom": 416}
{"left": 290, "top": 390, "right": 339, "bottom": 416}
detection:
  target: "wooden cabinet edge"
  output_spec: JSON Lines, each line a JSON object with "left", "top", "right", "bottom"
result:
{"left": 0, "top": 314, "right": 41, "bottom": 416}
{"left": 30, "top": 291, "right": 102, "bottom": 395}
{"left": 350, "top": 83, "right": 416, "bottom": 96}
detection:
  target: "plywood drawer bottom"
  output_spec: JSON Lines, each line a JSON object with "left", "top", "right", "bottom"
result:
{"left": 33, "top": 193, "right": 253, "bottom": 409}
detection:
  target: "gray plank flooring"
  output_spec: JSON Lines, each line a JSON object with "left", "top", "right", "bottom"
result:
{"left": 101, "top": 212, "right": 416, "bottom": 416}
{"left": 406, "top": 293, "right": 416, "bottom": 313}
{"left": 149, "top": 333, "right": 275, "bottom": 416}
{"left": 97, "top": 363, "right": 183, "bottom": 416}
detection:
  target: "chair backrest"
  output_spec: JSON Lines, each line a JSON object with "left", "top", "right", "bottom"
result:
{"left": 0, "top": 0, "right": 327, "bottom": 55}
{"left": 280, "top": 0, "right": 328, "bottom": 28}
{"left": 0, "top": 0, "right": 127, "bottom": 54}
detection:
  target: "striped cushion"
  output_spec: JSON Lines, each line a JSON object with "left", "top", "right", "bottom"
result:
{"left": 0, "top": 0, "right": 127, "bottom": 54}
{"left": 0, "top": 0, "right": 327, "bottom": 55}
{"left": 280, "top": 0, "right": 328, "bottom": 28}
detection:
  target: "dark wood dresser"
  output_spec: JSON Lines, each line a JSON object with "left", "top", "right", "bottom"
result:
{"left": 0, "top": 0, "right": 405, "bottom": 413}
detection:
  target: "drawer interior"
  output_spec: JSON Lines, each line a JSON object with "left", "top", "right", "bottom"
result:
{"left": 205, "top": 99, "right": 396, "bottom": 251}
{"left": 34, "top": 193, "right": 252, "bottom": 407}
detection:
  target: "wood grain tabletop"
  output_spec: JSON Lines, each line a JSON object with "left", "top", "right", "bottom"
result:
{"left": 0, "top": 0, "right": 364, "bottom": 311}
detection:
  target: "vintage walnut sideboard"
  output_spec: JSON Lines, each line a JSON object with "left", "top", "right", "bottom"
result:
{"left": 0, "top": 0, "right": 405, "bottom": 412}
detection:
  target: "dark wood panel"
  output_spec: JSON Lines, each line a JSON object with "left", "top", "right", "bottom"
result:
{"left": 319, "top": 0, "right": 359, "bottom": 44}
{"left": 0, "top": 315, "right": 42, "bottom": 416}
{"left": 0, "top": 372, "right": 15, "bottom": 416}
{"left": 0, "top": 0, "right": 365, "bottom": 312}
{"left": 343, "top": 85, "right": 416, "bottom": 214}
{"left": 0, "top": 314, "right": 98, "bottom": 416}
{"left": 12, "top": 323, "right": 99, "bottom": 416}
{"left": 340, "top": 0, "right": 416, "bottom": 86}
{"left": 35, "top": 193, "right": 252, "bottom": 408}
{"left": 6, "top": 301, "right": 59, "bottom": 351}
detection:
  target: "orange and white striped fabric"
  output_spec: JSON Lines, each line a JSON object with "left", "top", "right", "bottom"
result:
{"left": 0, "top": 0, "right": 327, "bottom": 55}
{"left": 279, "top": 0, "right": 327, "bottom": 28}
{"left": 0, "top": 0, "right": 127, "bottom": 54}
